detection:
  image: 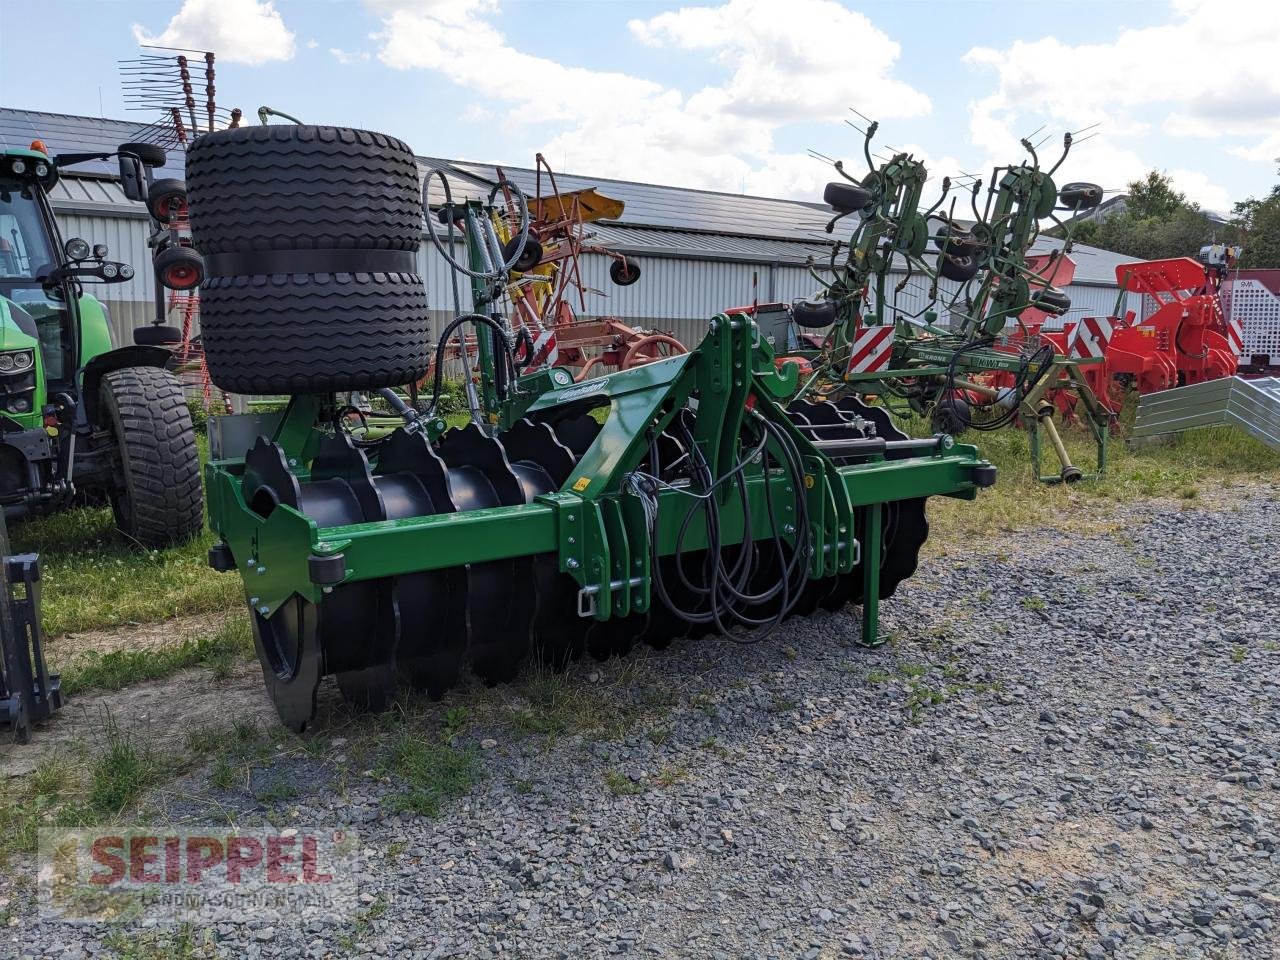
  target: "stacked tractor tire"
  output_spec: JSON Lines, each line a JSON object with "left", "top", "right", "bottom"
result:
{"left": 186, "top": 126, "right": 431, "bottom": 394}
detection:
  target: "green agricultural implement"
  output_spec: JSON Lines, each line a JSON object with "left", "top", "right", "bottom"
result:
{"left": 0, "top": 138, "right": 203, "bottom": 545}
{"left": 793, "top": 118, "right": 1113, "bottom": 483}
{"left": 193, "top": 124, "right": 996, "bottom": 732}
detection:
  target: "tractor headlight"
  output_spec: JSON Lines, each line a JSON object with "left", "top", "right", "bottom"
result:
{"left": 34, "top": 163, "right": 48, "bottom": 178}
{"left": 10, "top": 159, "right": 25, "bottom": 175}
{"left": 8, "top": 397, "right": 29, "bottom": 413}
{"left": 0, "top": 351, "right": 33, "bottom": 373}
{"left": 102, "top": 263, "right": 118, "bottom": 278}
{"left": 64, "top": 238, "right": 90, "bottom": 262}
{"left": 119, "top": 264, "right": 135, "bottom": 280}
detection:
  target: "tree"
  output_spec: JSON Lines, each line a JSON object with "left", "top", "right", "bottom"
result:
{"left": 1233, "top": 165, "right": 1280, "bottom": 269}
{"left": 1124, "top": 170, "right": 1189, "bottom": 221}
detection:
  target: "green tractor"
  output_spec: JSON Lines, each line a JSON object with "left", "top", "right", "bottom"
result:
{"left": 0, "top": 139, "right": 203, "bottom": 547}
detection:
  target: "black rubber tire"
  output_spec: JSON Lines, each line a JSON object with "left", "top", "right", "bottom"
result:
{"left": 98, "top": 366, "right": 203, "bottom": 548}
{"left": 185, "top": 125, "right": 422, "bottom": 255}
{"left": 1029, "top": 285, "right": 1071, "bottom": 316}
{"left": 824, "top": 181, "right": 872, "bottom": 214}
{"left": 503, "top": 236, "right": 542, "bottom": 272}
{"left": 792, "top": 298, "right": 837, "bottom": 328}
{"left": 147, "top": 178, "right": 188, "bottom": 221}
{"left": 154, "top": 245, "right": 205, "bottom": 291}
{"left": 932, "top": 220, "right": 980, "bottom": 257}
{"left": 134, "top": 324, "right": 183, "bottom": 346}
{"left": 930, "top": 396, "right": 971, "bottom": 435}
{"left": 609, "top": 258, "right": 641, "bottom": 286}
{"left": 199, "top": 272, "right": 431, "bottom": 393}
{"left": 119, "top": 141, "right": 166, "bottom": 168}
{"left": 938, "top": 253, "right": 979, "bottom": 283}
{"left": 1058, "top": 182, "right": 1103, "bottom": 210}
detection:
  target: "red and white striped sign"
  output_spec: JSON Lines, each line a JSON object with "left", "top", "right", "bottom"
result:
{"left": 1224, "top": 315, "right": 1244, "bottom": 356}
{"left": 1065, "top": 316, "right": 1113, "bottom": 359}
{"left": 529, "top": 328, "right": 559, "bottom": 368}
{"left": 844, "top": 325, "right": 894, "bottom": 377}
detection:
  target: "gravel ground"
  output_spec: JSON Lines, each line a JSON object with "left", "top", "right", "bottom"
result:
{"left": 7, "top": 482, "right": 1279, "bottom": 959}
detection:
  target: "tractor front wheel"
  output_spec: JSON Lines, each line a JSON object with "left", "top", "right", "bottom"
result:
{"left": 99, "top": 366, "right": 204, "bottom": 548}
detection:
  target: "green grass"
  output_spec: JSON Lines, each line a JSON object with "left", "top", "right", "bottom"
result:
{"left": 0, "top": 721, "right": 164, "bottom": 863}
{"left": 58, "top": 614, "right": 253, "bottom": 696}
{"left": 602, "top": 768, "right": 643, "bottom": 796}
{"left": 921, "top": 417, "right": 1280, "bottom": 545}
{"left": 380, "top": 734, "right": 479, "bottom": 817}
{"left": 11, "top": 505, "right": 239, "bottom": 638}
{"left": 104, "top": 923, "right": 212, "bottom": 960}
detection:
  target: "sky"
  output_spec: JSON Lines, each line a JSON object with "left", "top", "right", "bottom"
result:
{"left": 0, "top": 0, "right": 1276, "bottom": 215}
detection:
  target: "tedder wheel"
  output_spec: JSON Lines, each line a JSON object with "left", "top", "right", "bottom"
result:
{"left": 824, "top": 181, "right": 873, "bottom": 214}
{"left": 502, "top": 236, "right": 543, "bottom": 272}
{"left": 119, "top": 141, "right": 167, "bottom": 167}
{"left": 146, "top": 178, "right": 188, "bottom": 221}
{"left": 620, "top": 334, "right": 686, "bottom": 369}
{"left": 186, "top": 125, "right": 431, "bottom": 394}
{"left": 98, "top": 366, "right": 203, "bottom": 548}
{"left": 938, "top": 252, "right": 980, "bottom": 283}
{"left": 154, "top": 245, "right": 205, "bottom": 291}
{"left": 133, "top": 324, "right": 183, "bottom": 346}
{"left": 609, "top": 258, "right": 641, "bottom": 286}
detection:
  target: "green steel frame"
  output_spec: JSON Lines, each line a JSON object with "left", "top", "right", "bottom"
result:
{"left": 206, "top": 314, "right": 995, "bottom": 645}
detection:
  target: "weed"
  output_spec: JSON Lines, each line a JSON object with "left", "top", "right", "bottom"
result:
{"left": 865, "top": 669, "right": 891, "bottom": 685}
{"left": 1231, "top": 646, "right": 1247, "bottom": 664}
{"left": 780, "top": 645, "right": 799, "bottom": 661}
{"left": 104, "top": 923, "right": 210, "bottom": 959}
{"left": 1265, "top": 641, "right": 1278, "bottom": 653}
{"left": 253, "top": 777, "right": 299, "bottom": 805}
{"left": 896, "top": 662, "right": 928, "bottom": 678}
{"left": 209, "top": 758, "right": 238, "bottom": 791}
{"left": 768, "top": 696, "right": 798, "bottom": 713}
{"left": 381, "top": 735, "right": 478, "bottom": 817}
{"left": 1020, "top": 597, "right": 1047, "bottom": 611}
{"left": 602, "top": 769, "right": 643, "bottom": 796}
{"left": 511, "top": 778, "right": 535, "bottom": 795}
{"left": 655, "top": 764, "right": 688, "bottom": 788}
{"left": 646, "top": 726, "right": 672, "bottom": 746}
{"left": 89, "top": 721, "right": 158, "bottom": 816}
{"left": 442, "top": 706, "right": 470, "bottom": 737}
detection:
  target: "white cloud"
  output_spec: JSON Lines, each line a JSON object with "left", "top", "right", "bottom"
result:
{"left": 330, "top": 48, "right": 371, "bottom": 65}
{"left": 306, "top": 39, "right": 319, "bottom": 50}
{"left": 962, "top": 0, "right": 1280, "bottom": 208}
{"left": 132, "top": 0, "right": 295, "bottom": 65}
{"left": 366, "top": 0, "right": 926, "bottom": 197}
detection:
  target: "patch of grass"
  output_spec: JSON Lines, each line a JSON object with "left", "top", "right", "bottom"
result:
{"left": 104, "top": 923, "right": 211, "bottom": 959}
{"left": 915, "top": 411, "right": 1280, "bottom": 546}
{"left": 0, "top": 755, "right": 88, "bottom": 863}
{"left": 11, "top": 504, "right": 240, "bottom": 638}
{"left": 89, "top": 721, "right": 160, "bottom": 816}
{"left": 865, "top": 668, "right": 891, "bottom": 685}
{"left": 511, "top": 777, "right": 535, "bottom": 795}
{"left": 646, "top": 726, "right": 672, "bottom": 746}
{"left": 1231, "top": 646, "right": 1247, "bottom": 664}
{"left": 655, "top": 764, "right": 688, "bottom": 788}
{"left": 59, "top": 614, "right": 253, "bottom": 695}
{"left": 442, "top": 706, "right": 470, "bottom": 737}
{"left": 1019, "top": 597, "right": 1047, "bottom": 612}
{"left": 768, "top": 695, "right": 798, "bottom": 713}
{"left": 381, "top": 735, "right": 479, "bottom": 817}
{"left": 501, "top": 663, "right": 662, "bottom": 742}
{"left": 253, "top": 776, "right": 300, "bottom": 805}
{"left": 602, "top": 768, "right": 643, "bottom": 796}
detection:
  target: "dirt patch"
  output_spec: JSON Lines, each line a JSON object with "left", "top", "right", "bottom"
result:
{"left": 0, "top": 661, "right": 275, "bottom": 778}
{"left": 46, "top": 611, "right": 236, "bottom": 667}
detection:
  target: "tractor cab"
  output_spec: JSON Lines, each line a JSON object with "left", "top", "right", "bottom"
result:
{"left": 0, "top": 141, "right": 204, "bottom": 547}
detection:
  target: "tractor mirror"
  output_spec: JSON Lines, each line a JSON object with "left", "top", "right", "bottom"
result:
{"left": 118, "top": 154, "right": 146, "bottom": 202}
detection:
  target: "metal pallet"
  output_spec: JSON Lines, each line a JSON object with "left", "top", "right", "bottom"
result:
{"left": 1131, "top": 376, "right": 1280, "bottom": 451}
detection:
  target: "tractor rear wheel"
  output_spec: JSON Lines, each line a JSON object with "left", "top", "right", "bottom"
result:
{"left": 99, "top": 366, "right": 203, "bottom": 548}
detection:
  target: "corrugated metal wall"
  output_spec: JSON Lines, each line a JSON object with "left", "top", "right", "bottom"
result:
{"left": 55, "top": 211, "right": 156, "bottom": 347}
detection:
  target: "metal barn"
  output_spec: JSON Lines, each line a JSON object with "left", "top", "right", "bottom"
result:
{"left": 1, "top": 108, "right": 1140, "bottom": 352}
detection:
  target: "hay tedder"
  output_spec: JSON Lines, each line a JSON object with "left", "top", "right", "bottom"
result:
{"left": 192, "top": 124, "right": 996, "bottom": 731}
{"left": 422, "top": 153, "right": 684, "bottom": 404}
{"left": 775, "top": 117, "right": 1113, "bottom": 482}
